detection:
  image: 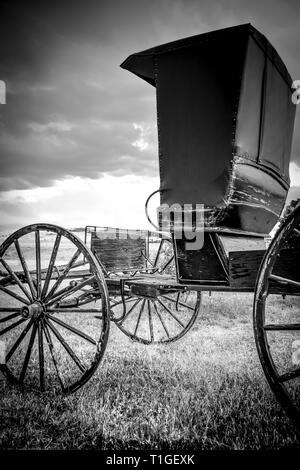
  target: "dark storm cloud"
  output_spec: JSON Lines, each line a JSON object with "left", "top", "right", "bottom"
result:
{"left": 0, "top": 0, "right": 300, "bottom": 191}
{"left": 0, "top": 0, "right": 161, "bottom": 190}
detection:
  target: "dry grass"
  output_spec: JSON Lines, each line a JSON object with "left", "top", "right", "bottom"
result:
{"left": 1, "top": 291, "right": 300, "bottom": 450}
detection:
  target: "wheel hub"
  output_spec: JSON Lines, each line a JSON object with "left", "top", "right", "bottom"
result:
{"left": 21, "top": 302, "right": 45, "bottom": 319}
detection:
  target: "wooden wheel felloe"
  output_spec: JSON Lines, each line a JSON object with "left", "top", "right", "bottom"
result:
{"left": 254, "top": 204, "right": 300, "bottom": 427}
{"left": 112, "top": 237, "right": 201, "bottom": 344}
{"left": 0, "top": 224, "right": 110, "bottom": 394}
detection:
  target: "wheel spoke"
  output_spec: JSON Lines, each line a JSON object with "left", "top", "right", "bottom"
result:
{"left": 38, "top": 321, "right": 45, "bottom": 391}
{"left": 278, "top": 368, "right": 300, "bottom": 383}
{"left": 0, "top": 308, "right": 22, "bottom": 312}
{"left": 45, "top": 318, "right": 86, "bottom": 373}
{"left": 41, "top": 233, "right": 61, "bottom": 299}
{"left": 134, "top": 299, "right": 146, "bottom": 337}
{"left": 46, "top": 275, "right": 96, "bottom": 307}
{"left": 147, "top": 300, "right": 154, "bottom": 343}
{"left": 46, "top": 314, "right": 96, "bottom": 345}
{"left": 45, "top": 248, "right": 81, "bottom": 300}
{"left": 118, "top": 298, "right": 141, "bottom": 324}
{"left": 264, "top": 323, "right": 300, "bottom": 331}
{"left": 48, "top": 307, "right": 103, "bottom": 313}
{"left": 156, "top": 298, "right": 185, "bottom": 328}
{"left": 35, "top": 230, "right": 41, "bottom": 299}
{"left": 0, "top": 312, "right": 21, "bottom": 323}
{"left": 19, "top": 321, "right": 38, "bottom": 383}
{"left": 269, "top": 274, "right": 300, "bottom": 288}
{"left": 42, "top": 320, "right": 65, "bottom": 392}
{"left": 0, "top": 285, "right": 30, "bottom": 305}
{"left": 14, "top": 239, "right": 37, "bottom": 299}
{"left": 0, "top": 318, "right": 26, "bottom": 337}
{"left": 0, "top": 258, "right": 32, "bottom": 302}
{"left": 152, "top": 301, "right": 170, "bottom": 339}
{"left": 6, "top": 318, "right": 35, "bottom": 362}
{"left": 162, "top": 294, "right": 195, "bottom": 311}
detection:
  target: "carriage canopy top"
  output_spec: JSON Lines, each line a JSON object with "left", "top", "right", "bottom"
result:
{"left": 121, "top": 24, "right": 296, "bottom": 235}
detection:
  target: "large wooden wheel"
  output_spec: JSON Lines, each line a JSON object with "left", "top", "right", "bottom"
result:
{"left": 0, "top": 224, "right": 110, "bottom": 394}
{"left": 112, "top": 237, "right": 201, "bottom": 344}
{"left": 254, "top": 204, "right": 300, "bottom": 427}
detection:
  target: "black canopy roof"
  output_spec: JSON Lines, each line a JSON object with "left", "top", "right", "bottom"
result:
{"left": 121, "top": 24, "right": 293, "bottom": 88}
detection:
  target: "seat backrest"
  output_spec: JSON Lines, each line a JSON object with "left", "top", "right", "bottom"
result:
{"left": 90, "top": 227, "right": 149, "bottom": 273}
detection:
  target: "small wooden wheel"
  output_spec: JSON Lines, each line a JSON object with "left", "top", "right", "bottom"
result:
{"left": 0, "top": 224, "right": 110, "bottom": 394}
{"left": 254, "top": 204, "right": 300, "bottom": 427}
{"left": 112, "top": 237, "right": 201, "bottom": 344}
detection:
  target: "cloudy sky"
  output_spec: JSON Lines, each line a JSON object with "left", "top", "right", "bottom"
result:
{"left": 0, "top": 0, "right": 299, "bottom": 230}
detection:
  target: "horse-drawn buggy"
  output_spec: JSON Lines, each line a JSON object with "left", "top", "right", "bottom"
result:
{"left": 1, "top": 24, "right": 299, "bottom": 426}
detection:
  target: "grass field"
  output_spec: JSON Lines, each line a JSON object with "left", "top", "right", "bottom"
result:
{"left": 0, "top": 230, "right": 300, "bottom": 450}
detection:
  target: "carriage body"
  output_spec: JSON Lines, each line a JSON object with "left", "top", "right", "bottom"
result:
{"left": 122, "top": 23, "right": 297, "bottom": 285}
